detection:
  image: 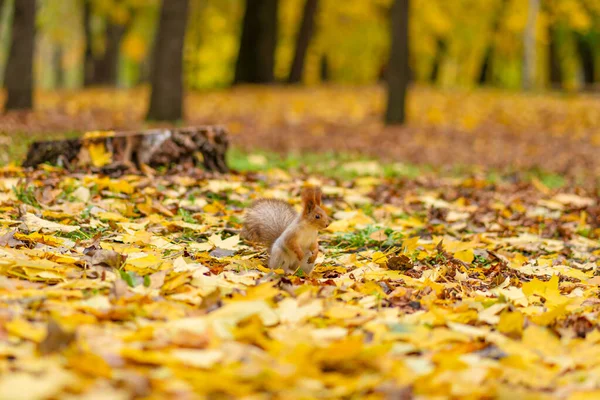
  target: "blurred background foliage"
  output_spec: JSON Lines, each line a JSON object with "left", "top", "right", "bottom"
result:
{"left": 1, "top": 0, "right": 598, "bottom": 91}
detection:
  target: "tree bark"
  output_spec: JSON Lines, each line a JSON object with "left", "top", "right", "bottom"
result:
{"left": 146, "top": 0, "right": 189, "bottom": 121}
{"left": 522, "top": 0, "right": 539, "bottom": 90}
{"left": 234, "top": 0, "right": 279, "bottom": 84}
{"left": 287, "top": 0, "right": 318, "bottom": 84}
{"left": 0, "top": 0, "right": 5, "bottom": 24}
{"left": 83, "top": 0, "right": 126, "bottom": 87}
{"left": 548, "top": 25, "right": 562, "bottom": 88}
{"left": 53, "top": 46, "right": 64, "bottom": 89}
{"left": 576, "top": 34, "right": 595, "bottom": 87}
{"left": 320, "top": 54, "right": 330, "bottom": 82}
{"left": 478, "top": 0, "right": 507, "bottom": 85}
{"left": 385, "top": 0, "right": 409, "bottom": 125}
{"left": 0, "top": 0, "right": 7, "bottom": 87}
{"left": 83, "top": 0, "right": 97, "bottom": 87}
{"left": 92, "top": 22, "right": 125, "bottom": 85}
{"left": 430, "top": 39, "right": 446, "bottom": 83}
{"left": 5, "top": 0, "right": 36, "bottom": 111}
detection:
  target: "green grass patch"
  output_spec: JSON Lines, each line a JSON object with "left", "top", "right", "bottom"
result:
{"left": 330, "top": 226, "right": 402, "bottom": 250}
{"left": 228, "top": 147, "right": 573, "bottom": 188}
{"left": 12, "top": 182, "right": 40, "bottom": 208}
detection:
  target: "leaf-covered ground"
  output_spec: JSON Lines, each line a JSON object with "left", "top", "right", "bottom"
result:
{"left": 2, "top": 86, "right": 600, "bottom": 181}
{"left": 1, "top": 161, "right": 600, "bottom": 399}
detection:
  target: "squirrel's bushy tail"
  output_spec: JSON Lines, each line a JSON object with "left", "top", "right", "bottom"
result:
{"left": 242, "top": 199, "right": 297, "bottom": 249}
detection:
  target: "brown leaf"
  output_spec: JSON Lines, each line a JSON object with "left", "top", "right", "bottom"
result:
{"left": 85, "top": 249, "right": 126, "bottom": 269}
{"left": 148, "top": 270, "right": 167, "bottom": 290}
{"left": 369, "top": 229, "right": 388, "bottom": 241}
{"left": 387, "top": 255, "right": 413, "bottom": 271}
{"left": 0, "top": 231, "right": 24, "bottom": 247}
{"left": 111, "top": 278, "right": 130, "bottom": 299}
{"left": 38, "top": 319, "right": 75, "bottom": 355}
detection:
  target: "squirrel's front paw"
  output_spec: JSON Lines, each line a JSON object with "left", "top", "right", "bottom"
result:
{"left": 301, "top": 251, "right": 313, "bottom": 263}
{"left": 299, "top": 251, "right": 315, "bottom": 275}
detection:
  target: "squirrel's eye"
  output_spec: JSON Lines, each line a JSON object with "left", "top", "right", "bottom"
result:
{"left": 315, "top": 215, "right": 321, "bottom": 219}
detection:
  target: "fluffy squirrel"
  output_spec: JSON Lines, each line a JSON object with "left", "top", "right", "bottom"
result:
{"left": 242, "top": 186, "right": 330, "bottom": 274}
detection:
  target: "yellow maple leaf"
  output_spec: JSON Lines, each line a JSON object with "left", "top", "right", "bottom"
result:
{"left": 87, "top": 142, "right": 112, "bottom": 167}
{"left": 454, "top": 248, "right": 474, "bottom": 263}
{"left": 5, "top": 319, "right": 46, "bottom": 342}
{"left": 521, "top": 275, "right": 568, "bottom": 307}
{"left": 402, "top": 236, "right": 420, "bottom": 254}
{"left": 372, "top": 251, "right": 388, "bottom": 265}
{"left": 497, "top": 311, "right": 524, "bottom": 336}
{"left": 208, "top": 234, "right": 240, "bottom": 250}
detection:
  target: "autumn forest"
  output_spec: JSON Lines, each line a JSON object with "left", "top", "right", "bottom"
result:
{"left": 1, "top": 0, "right": 600, "bottom": 399}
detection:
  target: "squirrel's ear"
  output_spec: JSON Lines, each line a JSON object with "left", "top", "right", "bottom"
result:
{"left": 302, "top": 187, "right": 316, "bottom": 211}
{"left": 314, "top": 187, "right": 322, "bottom": 206}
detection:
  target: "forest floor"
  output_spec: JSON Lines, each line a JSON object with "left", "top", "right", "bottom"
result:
{"left": 1, "top": 85, "right": 600, "bottom": 182}
{"left": 1, "top": 87, "right": 600, "bottom": 398}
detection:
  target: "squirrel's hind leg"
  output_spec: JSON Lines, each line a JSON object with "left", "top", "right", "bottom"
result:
{"left": 269, "top": 247, "right": 295, "bottom": 274}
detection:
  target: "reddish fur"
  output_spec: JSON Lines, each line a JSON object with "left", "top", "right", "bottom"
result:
{"left": 301, "top": 186, "right": 321, "bottom": 214}
{"left": 242, "top": 185, "right": 330, "bottom": 275}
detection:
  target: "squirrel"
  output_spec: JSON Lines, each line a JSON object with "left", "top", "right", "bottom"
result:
{"left": 242, "top": 186, "right": 330, "bottom": 275}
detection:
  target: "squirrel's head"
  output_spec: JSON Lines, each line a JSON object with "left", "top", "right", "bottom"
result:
{"left": 302, "top": 186, "right": 329, "bottom": 229}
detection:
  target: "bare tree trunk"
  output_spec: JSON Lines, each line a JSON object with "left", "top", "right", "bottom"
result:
{"left": 0, "top": 0, "right": 5, "bottom": 25}
{"left": 0, "top": 0, "right": 8, "bottom": 87}
{"left": 478, "top": 0, "right": 507, "bottom": 85}
{"left": 320, "top": 54, "right": 330, "bottom": 82}
{"left": 5, "top": 0, "right": 36, "bottom": 111}
{"left": 53, "top": 45, "right": 63, "bottom": 89}
{"left": 83, "top": 0, "right": 125, "bottom": 87}
{"left": 430, "top": 39, "right": 446, "bottom": 83}
{"left": 83, "top": 0, "right": 95, "bottom": 86}
{"left": 576, "top": 34, "right": 595, "bottom": 87}
{"left": 146, "top": 0, "right": 189, "bottom": 121}
{"left": 385, "top": 0, "right": 409, "bottom": 125}
{"left": 548, "top": 25, "right": 562, "bottom": 88}
{"left": 522, "top": 0, "right": 539, "bottom": 90}
{"left": 287, "top": 0, "right": 318, "bottom": 84}
{"left": 234, "top": 0, "right": 279, "bottom": 84}
{"left": 94, "top": 22, "right": 125, "bottom": 85}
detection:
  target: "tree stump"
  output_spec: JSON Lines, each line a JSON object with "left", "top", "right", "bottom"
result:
{"left": 22, "top": 126, "right": 229, "bottom": 173}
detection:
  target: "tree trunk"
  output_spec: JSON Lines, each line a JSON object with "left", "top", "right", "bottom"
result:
{"left": 522, "top": 0, "right": 539, "bottom": 90}
{"left": 4, "top": 0, "right": 36, "bottom": 111}
{"left": 576, "top": 34, "right": 595, "bottom": 87}
{"left": 287, "top": 0, "right": 318, "bottom": 84}
{"left": 385, "top": 0, "right": 409, "bottom": 125}
{"left": 53, "top": 46, "right": 64, "bottom": 89}
{"left": 548, "top": 25, "right": 562, "bottom": 88}
{"left": 0, "top": 0, "right": 7, "bottom": 87}
{"left": 94, "top": 22, "right": 125, "bottom": 85}
{"left": 146, "top": 0, "right": 189, "bottom": 121}
{"left": 478, "top": 0, "right": 507, "bottom": 85}
{"left": 320, "top": 54, "right": 330, "bottom": 82}
{"left": 83, "top": 0, "right": 95, "bottom": 86}
{"left": 234, "top": 0, "right": 279, "bottom": 84}
{"left": 0, "top": 0, "right": 5, "bottom": 25}
{"left": 83, "top": 0, "right": 125, "bottom": 87}
{"left": 478, "top": 46, "right": 492, "bottom": 85}
{"left": 430, "top": 39, "right": 446, "bottom": 83}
